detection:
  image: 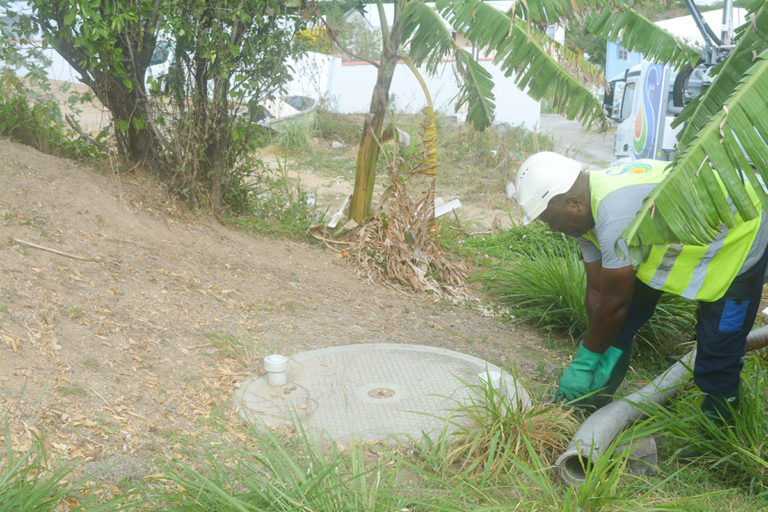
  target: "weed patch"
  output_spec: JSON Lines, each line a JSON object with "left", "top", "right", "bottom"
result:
{"left": 224, "top": 158, "right": 324, "bottom": 237}
{"left": 0, "top": 71, "right": 105, "bottom": 160}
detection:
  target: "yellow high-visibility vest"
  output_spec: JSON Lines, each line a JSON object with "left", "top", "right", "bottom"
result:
{"left": 584, "top": 160, "right": 762, "bottom": 301}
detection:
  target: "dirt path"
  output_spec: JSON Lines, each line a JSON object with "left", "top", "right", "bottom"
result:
{"left": 0, "top": 137, "right": 565, "bottom": 480}
{"left": 539, "top": 113, "right": 616, "bottom": 168}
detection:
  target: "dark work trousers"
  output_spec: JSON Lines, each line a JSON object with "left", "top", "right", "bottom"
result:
{"left": 603, "top": 246, "right": 768, "bottom": 398}
{"left": 694, "top": 244, "right": 768, "bottom": 394}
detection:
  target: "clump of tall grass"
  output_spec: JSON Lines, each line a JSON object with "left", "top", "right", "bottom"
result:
{"left": 437, "top": 375, "right": 579, "bottom": 478}
{"left": 271, "top": 119, "right": 314, "bottom": 155}
{"left": 454, "top": 221, "right": 576, "bottom": 262}
{"left": 633, "top": 354, "right": 768, "bottom": 496}
{"left": 145, "top": 423, "right": 409, "bottom": 512}
{"left": 405, "top": 374, "right": 713, "bottom": 511}
{"left": 472, "top": 223, "right": 696, "bottom": 352}
{"left": 0, "top": 421, "right": 121, "bottom": 512}
{"left": 314, "top": 104, "right": 361, "bottom": 144}
{"left": 480, "top": 244, "right": 589, "bottom": 340}
{"left": 435, "top": 116, "right": 555, "bottom": 170}
{"left": 224, "top": 157, "right": 324, "bottom": 237}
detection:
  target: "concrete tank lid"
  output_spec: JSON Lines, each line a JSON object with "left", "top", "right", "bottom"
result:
{"left": 234, "top": 343, "right": 530, "bottom": 443}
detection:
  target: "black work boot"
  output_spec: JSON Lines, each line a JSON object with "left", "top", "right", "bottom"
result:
{"left": 676, "top": 391, "right": 739, "bottom": 460}
{"left": 701, "top": 392, "right": 740, "bottom": 426}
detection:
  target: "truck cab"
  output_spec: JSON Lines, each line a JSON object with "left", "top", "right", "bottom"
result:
{"left": 604, "top": 63, "right": 683, "bottom": 163}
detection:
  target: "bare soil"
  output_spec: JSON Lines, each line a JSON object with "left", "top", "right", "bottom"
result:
{"left": 0, "top": 134, "right": 567, "bottom": 482}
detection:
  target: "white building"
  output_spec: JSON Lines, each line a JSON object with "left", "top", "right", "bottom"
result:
{"left": 316, "top": 1, "right": 541, "bottom": 129}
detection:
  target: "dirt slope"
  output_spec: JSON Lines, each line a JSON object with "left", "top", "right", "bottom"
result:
{"left": 0, "top": 137, "right": 562, "bottom": 479}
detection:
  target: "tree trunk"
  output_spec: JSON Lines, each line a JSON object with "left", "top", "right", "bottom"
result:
{"left": 349, "top": 53, "right": 399, "bottom": 223}
{"left": 105, "top": 81, "right": 163, "bottom": 170}
{"left": 206, "top": 77, "right": 232, "bottom": 212}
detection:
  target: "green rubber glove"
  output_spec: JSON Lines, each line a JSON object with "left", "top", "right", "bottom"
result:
{"left": 555, "top": 344, "right": 601, "bottom": 403}
{"left": 592, "top": 346, "right": 624, "bottom": 390}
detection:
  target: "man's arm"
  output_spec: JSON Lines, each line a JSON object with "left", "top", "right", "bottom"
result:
{"left": 555, "top": 261, "right": 636, "bottom": 405}
{"left": 582, "top": 265, "right": 636, "bottom": 354}
{"left": 584, "top": 260, "right": 602, "bottom": 323}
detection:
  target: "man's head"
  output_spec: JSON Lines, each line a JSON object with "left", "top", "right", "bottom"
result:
{"left": 509, "top": 151, "right": 593, "bottom": 237}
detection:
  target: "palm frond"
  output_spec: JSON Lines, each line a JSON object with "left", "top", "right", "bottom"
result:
{"left": 440, "top": 0, "right": 606, "bottom": 127}
{"left": 509, "top": 0, "right": 700, "bottom": 74}
{"left": 673, "top": 2, "right": 768, "bottom": 147}
{"left": 401, "top": 1, "right": 454, "bottom": 75}
{"left": 587, "top": 8, "right": 700, "bottom": 73}
{"left": 622, "top": 48, "right": 768, "bottom": 249}
{"left": 504, "top": 0, "right": 604, "bottom": 24}
{"left": 454, "top": 49, "right": 497, "bottom": 130}
{"left": 401, "top": 1, "right": 497, "bottom": 130}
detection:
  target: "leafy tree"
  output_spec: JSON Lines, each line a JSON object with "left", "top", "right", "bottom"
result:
{"left": 32, "top": 0, "right": 163, "bottom": 167}
{"left": 565, "top": 21, "right": 605, "bottom": 68}
{"left": 150, "top": 0, "right": 308, "bottom": 210}
{"left": 29, "top": 0, "right": 311, "bottom": 211}
{"left": 0, "top": 0, "right": 50, "bottom": 84}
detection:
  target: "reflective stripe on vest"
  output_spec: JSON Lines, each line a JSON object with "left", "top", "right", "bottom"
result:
{"left": 587, "top": 160, "right": 762, "bottom": 301}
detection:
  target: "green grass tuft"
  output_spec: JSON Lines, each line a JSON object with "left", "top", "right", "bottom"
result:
{"left": 0, "top": 421, "right": 123, "bottom": 512}
{"left": 633, "top": 354, "right": 768, "bottom": 497}
{"left": 223, "top": 157, "right": 324, "bottom": 237}
{"left": 467, "top": 223, "right": 695, "bottom": 353}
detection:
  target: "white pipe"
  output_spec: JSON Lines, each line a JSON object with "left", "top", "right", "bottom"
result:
{"left": 556, "top": 326, "right": 768, "bottom": 486}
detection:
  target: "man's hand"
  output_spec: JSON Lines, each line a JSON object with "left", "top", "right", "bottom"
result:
{"left": 593, "top": 346, "right": 624, "bottom": 390}
{"left": 554, "top": 344, "right": 602, "bottom": 402}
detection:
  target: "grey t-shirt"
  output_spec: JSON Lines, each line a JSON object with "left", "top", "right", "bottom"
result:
{"left": 577, "top": 182, "right": 768, "bottom": 278}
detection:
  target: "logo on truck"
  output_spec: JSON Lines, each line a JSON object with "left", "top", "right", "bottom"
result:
{"left": 632, "top": 64, "right": 664, "bottom": 159}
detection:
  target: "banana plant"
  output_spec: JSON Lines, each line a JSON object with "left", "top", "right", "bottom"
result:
{"left": 622, "top": 0, "right": 768, "bottom": 248}
{"left": 348, "top": 0, "right": 609, "bottom": 221}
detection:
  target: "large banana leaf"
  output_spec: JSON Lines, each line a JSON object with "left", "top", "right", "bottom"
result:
{"left": 436, "top": 0, "right": 607, "bottom": 128}
{"left": 587, "top": 8, "right": 700, "bottom": 73}
{"left": 673, "top": 1, "right": 768, "bottom": 147}
{"left": 621, "top": 47, "right": 768, "bottom": 250}
{"left": 505, "top": 0, "right": 699, "bottom": 73}
{"left": 430, "top": 1, "right": 698, "bottom": 128}
{"left": 400, "top": 1, "right": 496, "bottom": 130}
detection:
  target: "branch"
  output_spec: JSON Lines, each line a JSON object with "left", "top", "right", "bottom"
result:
{"left": 9, "top": 237, "right": 100, "bottom": 262}
{"left": 64, "top": 114, "right": 108, "bottom": 151}
{"left": 321, "top": 17, "right": 379, "bottom": 67}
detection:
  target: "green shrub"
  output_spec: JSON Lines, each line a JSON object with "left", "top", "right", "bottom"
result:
{"left": 0, "top": 71, "right": 104, "bottom": 160}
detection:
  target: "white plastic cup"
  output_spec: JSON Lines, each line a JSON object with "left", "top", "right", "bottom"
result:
{"left": 263, "top": 354, "right": 289, "bottom": 386}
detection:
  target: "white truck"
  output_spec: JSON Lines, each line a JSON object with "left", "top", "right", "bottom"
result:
{"left": 602, "top": 0, "right": 735, "bottom": 162}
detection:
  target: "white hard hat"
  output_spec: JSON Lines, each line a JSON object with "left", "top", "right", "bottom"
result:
{"left": 512, "top": 151, "right": 584, "bottom": 225}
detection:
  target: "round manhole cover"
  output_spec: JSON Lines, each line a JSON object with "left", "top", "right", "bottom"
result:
{"left": 234, "top": 344, "right": 530, "bottom": 443}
